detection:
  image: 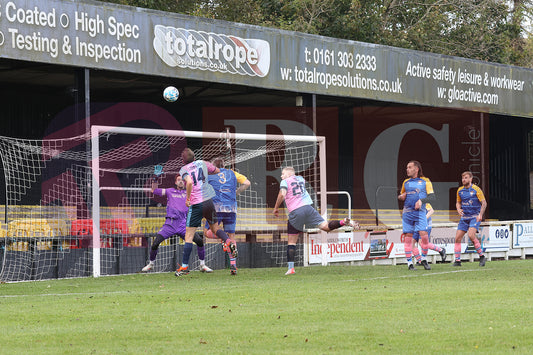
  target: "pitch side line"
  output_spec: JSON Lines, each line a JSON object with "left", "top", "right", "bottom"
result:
{"left": 344, "top": 268, "right": 482, "bottom": 282}
{"left": 0, "top": 290, "right": 149, "bottom": 298}
{"left": 0, "top": 284, "right": 243, "bottom": 299}
{"left": 1, "top": 269, "right": 484, "bottom": 298}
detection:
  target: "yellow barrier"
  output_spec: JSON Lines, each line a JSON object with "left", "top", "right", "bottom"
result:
{"left": 127, "top": 219, "right": 142, "bottom": 234}
{"left": 8, "top": 219, "right": 69, "bottom": 237}
{"left": 0, "top": 205, "right": 77, "bottom": 220}
{"left": 7, "top": 219, "right": 70, "bottom": 251}
{"left": 138, "top": 218, "right": 165, "bottom": 234}
{"left": 8, "top": 241, "right": 29, "bottom": 251}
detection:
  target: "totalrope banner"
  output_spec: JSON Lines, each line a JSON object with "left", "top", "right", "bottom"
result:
{"left": 1, "top": 0, "right": 532, "bottom": 117}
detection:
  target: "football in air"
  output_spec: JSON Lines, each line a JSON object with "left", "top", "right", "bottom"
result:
{"left": 163, "top": 86, "right": 179, "bottom": 102}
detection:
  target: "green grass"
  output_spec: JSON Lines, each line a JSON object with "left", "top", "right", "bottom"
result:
{"left": 1, "top": 260, "right": 533, "bottom": 354}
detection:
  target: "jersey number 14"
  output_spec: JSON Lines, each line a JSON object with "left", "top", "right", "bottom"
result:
{"left": 191, "top": 169, "right": 206, "bottom": 186}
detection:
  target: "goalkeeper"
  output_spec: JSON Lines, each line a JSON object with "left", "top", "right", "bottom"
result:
{"left": 273, "top": 166, "right": 358, "bottom": 275}
{"left": 142, "top": 174, "right": 213, "bottom": 273}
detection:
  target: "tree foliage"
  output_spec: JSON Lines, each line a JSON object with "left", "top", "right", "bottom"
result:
{"left": 102, "top": 0, "right": 533, "bottom": 67}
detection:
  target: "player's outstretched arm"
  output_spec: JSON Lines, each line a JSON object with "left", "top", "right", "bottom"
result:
{"left": 151, "top": 164, "right": 163, "bottom": 193}
{"left": 273, "top": 189, "right": 286, "bottom": 217}
{"left": 233, "top": 171, "right": 250, "bottom": 195}
{"left": 236, "top": 179, "right": 251, "bottom": 195}
{"left": 206, "top": 161, "right": 220, "bottom": 175}
{"left": 185, "top": 176, "right": 193, "bottom": 207}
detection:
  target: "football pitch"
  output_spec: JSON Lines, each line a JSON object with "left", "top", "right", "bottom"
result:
{"left": 1, "top": 260, "right": 532, "bottom": 354}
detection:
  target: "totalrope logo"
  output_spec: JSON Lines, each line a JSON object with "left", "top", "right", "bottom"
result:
{"left": 153, "top": 25, "right": 270, "bottom": 77}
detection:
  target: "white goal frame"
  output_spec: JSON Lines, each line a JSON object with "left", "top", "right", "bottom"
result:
{"left": 90, "top": 125, "right": 327, "bottom": 277}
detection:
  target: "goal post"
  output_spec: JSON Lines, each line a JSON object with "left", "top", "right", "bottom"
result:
{"left": 0, "top": 125, "right": 327, "bottom": 281}
{"left": 89, "top": 125, "right": 327, "bottom": 277}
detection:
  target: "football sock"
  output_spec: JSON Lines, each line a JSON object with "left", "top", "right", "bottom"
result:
{"left": 412, "top": 247, "right": 421, "bottom": 262}
{"left": 216, "top": 229, "right": 229, "bottom": 243}
{"left": 149, "top": 250, "right": 158, "bottom": 262}
{"left": 428, "top": 243, "right": 442, "bottom": 252}
{"left": 226, "top": 241, "right": 237, "bottom": 265}
{"left": 454, "top": 242, "right": 461, "bottom": 261}
{"left": 420, "top": 234, "right": 429, "bottom": 258}
{"left": 287, "top": 244, "right": 296, "bottom": 263}
{"left": 328, "top": 220, "right": 342, "bottom": 230}
{"left": 197, "top": 246, "right": 205, "bottom": 261}
{"left": 473, "top": 238, "right": 483, "bottom": 255}
{"left": 182, "top": 242, "right": 193, "bottom": 266}
{"left": 404, "top": 235, "right": 413, "bottom": 263}
{"left": 149, "top": 234, "right": 165, "bottom": 262}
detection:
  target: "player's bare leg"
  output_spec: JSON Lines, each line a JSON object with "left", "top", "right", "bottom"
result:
{"left": 317, "top": 218, "right": 359, "bottom": 233}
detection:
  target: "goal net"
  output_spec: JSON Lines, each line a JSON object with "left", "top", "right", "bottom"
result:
{"left": 0, "top": 126, "right": 326, "bottom": 281}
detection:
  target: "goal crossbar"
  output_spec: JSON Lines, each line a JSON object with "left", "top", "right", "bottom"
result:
{"left": 91, "top": 125, "right": 325, "bottom": 142}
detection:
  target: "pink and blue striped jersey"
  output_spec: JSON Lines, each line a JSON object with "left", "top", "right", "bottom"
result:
{"left": 400, "top": 177, "right": 434, "bottom": 213}
{"left": 457, "top": 184, "right": 486, "bottom": 218}
{"left": 179, "top": 160, "right": 217, "bottom": 205}
{"left": 280, "top": 175, "right": 313, "bottom": 213}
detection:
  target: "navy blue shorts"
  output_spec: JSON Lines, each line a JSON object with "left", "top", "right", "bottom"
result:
{"left": 186, "top": 199, "right": 218, "bottom": 228}
{"left": 204, "top": 212, "right": 237, "bottom": 233}
{"left": 287, "top": 205, "right": 325, "bottom": 234}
